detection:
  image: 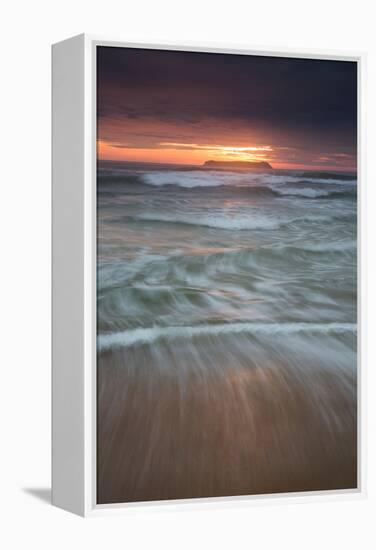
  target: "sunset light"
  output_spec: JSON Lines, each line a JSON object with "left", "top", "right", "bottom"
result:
{"left": 98, "top": 139, "right": 275, "bottom": 165}
{"left": 97, "top": 48, "right": 357, "bottom": 171}
{"left": 96, "top": 45, "right": 358, "bottom": 506}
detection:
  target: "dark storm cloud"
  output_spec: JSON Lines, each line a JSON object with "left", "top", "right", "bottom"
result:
{"left": 97, "top": 46, "right": 357, "bottom": 132}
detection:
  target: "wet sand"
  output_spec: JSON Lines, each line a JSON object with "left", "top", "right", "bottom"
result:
{"left": 97, "top": 336, "right": 357, "bottom": 504}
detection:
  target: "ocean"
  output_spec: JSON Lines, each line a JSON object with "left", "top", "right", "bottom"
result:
{"left": 96, "top": 160, "right": 357, "bottom": 503}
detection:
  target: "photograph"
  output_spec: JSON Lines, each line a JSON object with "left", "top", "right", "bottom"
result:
{"left": 96, "top": 46, "right": 358, "bottom": 504}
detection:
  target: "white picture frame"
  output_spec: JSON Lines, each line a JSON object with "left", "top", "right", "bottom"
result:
{"left": 52, "top": 34, "right": 366, "bottom": 517}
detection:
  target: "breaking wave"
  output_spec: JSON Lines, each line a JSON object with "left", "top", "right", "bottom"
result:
{"left": 129, "top": 212, "right": 281, "bottom": 230}
{"left": 269, "top": 186, "right": 356, "bottom": 199}
{"left": 125, "top": 211, "right": 351, "bottom": 231}
{"left": 139, "top": 170, "right": 355, "bottom": 189}
{"left": 135, "top": 171, "right": 356, "bottom": 200}
{"left": 98, "top": 322, "right": 356, "bottom": 351}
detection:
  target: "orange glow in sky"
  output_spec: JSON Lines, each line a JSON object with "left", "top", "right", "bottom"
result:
{"left": 97, "top": 140, "right": 277, "bottom": 166}
{"left": 97, "top": 48, "right": 357, "bottom": 172}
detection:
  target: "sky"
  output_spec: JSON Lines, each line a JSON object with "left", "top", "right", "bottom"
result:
{"left": 97, "top": 47, "right": 357, "bottom": 171}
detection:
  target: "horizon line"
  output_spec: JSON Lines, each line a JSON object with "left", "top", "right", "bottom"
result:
{"left": 97, "top": 158, "right": 357, "bottom": 173}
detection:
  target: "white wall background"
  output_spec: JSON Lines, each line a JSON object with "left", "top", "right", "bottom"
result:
{"left": 1, "top": 0, "right": 375, "bottom": 547}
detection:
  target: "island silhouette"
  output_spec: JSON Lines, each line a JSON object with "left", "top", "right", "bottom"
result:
{"left": 203, "top": 160, "right": 273, "bottom": 170}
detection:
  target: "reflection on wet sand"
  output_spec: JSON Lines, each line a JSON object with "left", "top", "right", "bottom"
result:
{"left": 97, "top": 332, "right": 356, "bottom": 504}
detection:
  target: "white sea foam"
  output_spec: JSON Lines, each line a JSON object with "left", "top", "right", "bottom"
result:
{"left": 271, "top": 186, "right": 332, "bottom": 198}
{"left": 296, "top": 241, "right": 356, "bottom": 253}
{"left": 134, "top": 213, "right": 280, "bottom": 230}
{"left": 142, "top": 171, "right": 243, "bottom": 188}
{"left": 140, "top": 170, "right": 355, "bottom": 190}
{"left": 98, "top": 322, "right": 356, "bottom": 352}
{"left": 130, "top": 211, "right": 348, "bottom": 231}
{"left": 269, "top": 185, "right": 356, "bottom": 198}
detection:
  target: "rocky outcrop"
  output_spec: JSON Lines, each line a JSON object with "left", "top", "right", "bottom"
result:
{"left": 203, "top": 160, "right": 273, "bottom": 171}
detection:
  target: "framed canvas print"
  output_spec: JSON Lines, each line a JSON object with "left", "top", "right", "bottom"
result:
{"left": 52, "top": 35, "right": 365, "bottom": 516}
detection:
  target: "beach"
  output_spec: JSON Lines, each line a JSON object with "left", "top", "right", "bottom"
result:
{"left": 97, "top": 161, "right": 357, "bottom": 503}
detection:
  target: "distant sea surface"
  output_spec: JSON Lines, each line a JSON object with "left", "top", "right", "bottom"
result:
{"left": 97, "top": 160, "right": 357, "bottom": 504}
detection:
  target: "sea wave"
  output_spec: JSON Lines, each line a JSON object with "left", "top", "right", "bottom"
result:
{"left": 290, "top": 241, "right": 356, "bottom": 253}
{"left": 129, "top": 213, "right": 281, "bottom": 230}
{"left": 269, "top": 186, "right": 356, "bottom": 199}
{"left": 98, "top": 321, "right": 356, "bottom": 351}
{"left": 136, "top": 172, "right": 356, "bottom": 201}
{"left": 299, "top": 171, "right": 356, "bottom": 181}
{"left": 141, "top": 171, "right": 235, "bottom": 188}
{"left": 139, "top": 170, "right": 356, "bottom": 189}
{"left": 125, "top": 211, "right": 353, "bottom": 232}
